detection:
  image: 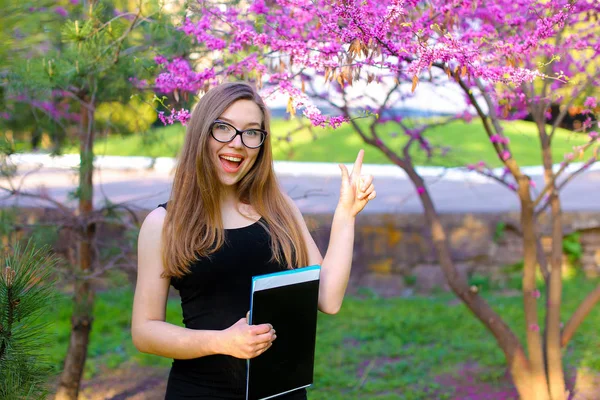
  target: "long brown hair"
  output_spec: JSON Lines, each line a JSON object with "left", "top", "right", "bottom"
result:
{"left": 162, "top": 82, "right": 309, "bottom": 278}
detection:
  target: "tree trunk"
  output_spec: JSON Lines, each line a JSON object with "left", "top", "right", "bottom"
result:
{"left": 519, "top": 197, "right": 551, "bottom": 400}
{"left": 402, "top": 164, "right": 537, "bottom": 399}
{"left": 55, "top": 97, "right": 96, "bottom": 400}
{"left": 539, "top": 127, "right": 566, "bottom": 400}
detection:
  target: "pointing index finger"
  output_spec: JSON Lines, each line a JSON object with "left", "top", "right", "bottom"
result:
{"left": 351, "top": 149, "right": 364, "bottom": 178}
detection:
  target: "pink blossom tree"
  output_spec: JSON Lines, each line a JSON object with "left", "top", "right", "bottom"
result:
{"left": 154, "top": 1, "right": 600, "bottom": 398}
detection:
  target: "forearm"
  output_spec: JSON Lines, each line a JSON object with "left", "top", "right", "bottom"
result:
{"left": 319, "top": 208, "right": 356, "bottom": 314}
{"left": 132, "top": 320, "right": 224, "bottom": 359}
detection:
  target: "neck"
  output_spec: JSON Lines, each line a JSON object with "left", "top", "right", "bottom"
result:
{"left": 220, "top": 185, "right": 239, "bottom": 207}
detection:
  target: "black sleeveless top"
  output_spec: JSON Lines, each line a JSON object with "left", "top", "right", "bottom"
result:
{"left": 161, "top": 204, "right": 308, "bottom": 400}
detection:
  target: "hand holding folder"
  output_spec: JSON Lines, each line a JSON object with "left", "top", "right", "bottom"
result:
{"left": 220, "top": 316, "right": 276, "bottom": 360}
{"left": 246, "top": 265, "right": 321, "bottom": 400}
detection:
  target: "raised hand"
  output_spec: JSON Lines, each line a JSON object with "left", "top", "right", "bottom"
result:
{"left": 220, "top": 317, "right": 276, "bottom": 359}
{"left": 337, "top": 149, "right": 376, "bottom": 217}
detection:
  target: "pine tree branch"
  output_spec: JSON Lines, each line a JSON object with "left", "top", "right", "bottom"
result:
{"left": 0, "top": 282, "right": 14, "bottom": 363}
{"left": 112, "top": 8, "right": 142, "bottom": 65}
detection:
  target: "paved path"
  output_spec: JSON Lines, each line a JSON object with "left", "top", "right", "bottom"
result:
{"left": 3, "top": 155, "right": 600, "bottom": 214}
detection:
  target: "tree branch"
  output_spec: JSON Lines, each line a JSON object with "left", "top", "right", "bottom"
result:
{"left": 112, "top": 8, "right": 142, "bottom": 65}
{"left": 0, "top": 185, "right": 74, "bottom": 217}
{"left": 533, "top": 137, "right": 598, "bottom": 209}
{"left": 561, "top": 285, "right": 600, "bottom": 347}
{"left": 550, "top": 74, "right": 599, "bottom": 140}
{"left": 535, "top": 156, "right": 598, "bottom": 215}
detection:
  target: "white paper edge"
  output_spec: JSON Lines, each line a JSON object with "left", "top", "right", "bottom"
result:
{"left": 253, "top": 268, "right": 320, "bottom": 292}
{"left": 258, "top": 384, "right": 312, "bottom": 400}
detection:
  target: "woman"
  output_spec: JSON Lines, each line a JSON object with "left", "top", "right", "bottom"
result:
{"left": 131, "top": 82, "right": 376, "bottom": 399}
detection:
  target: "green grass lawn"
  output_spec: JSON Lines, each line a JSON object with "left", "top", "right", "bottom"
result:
{"left": 41, "top": 272, "right": 600, "bottom": 399}
{"left": 29, "top": 118, "right": 588, "bottom": 168}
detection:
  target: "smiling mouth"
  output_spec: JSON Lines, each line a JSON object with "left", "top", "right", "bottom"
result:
{"left": 219, "top": 154, "right": 244, "bottom": 173}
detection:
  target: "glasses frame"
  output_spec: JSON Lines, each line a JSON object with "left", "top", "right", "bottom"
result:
{"left": 210, "top": 120, "right": 268, "bottom": 149}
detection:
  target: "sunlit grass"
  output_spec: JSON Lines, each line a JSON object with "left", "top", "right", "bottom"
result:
{"left": 21, "top": 118, "right": 588, "bottom": 168}
{"left": 42, "top": 273, "right": 600, "bottom": 399}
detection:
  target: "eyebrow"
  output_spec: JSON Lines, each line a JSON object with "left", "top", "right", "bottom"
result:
{"left": 218, "top": 117, "right": 262, "bottom": 129}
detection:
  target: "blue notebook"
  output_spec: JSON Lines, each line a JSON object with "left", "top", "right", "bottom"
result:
{"left": 246, "top": 265, "right": 321, "bottom": 400}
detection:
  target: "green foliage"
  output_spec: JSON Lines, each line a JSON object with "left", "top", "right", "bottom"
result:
{"left": 504, "top": 260, "right": 524, "bottom": 274}
{"left": 563, "top": 232, "right": 583, "bottom": 266}
{"left": 95, "top": 96, "right": 157, "bottom": 135}
{"left": 468, "top": 273, "right": 491, "bottom": 291}
{"left": 28, "top": 225, "right": 60, "bottom": 250}
{"left": 0, "top": 133, "right": 17, "bottom": 177}
{"left": 2, "top": 0, "right": 174, "bottom": 151}
{"left": 493, "top": 221, "right": 506, "bottom": 243}
{"left": 0, "top": 240, "right": 58, "bottom": 399}
{"left": 403, "top": 274, "right": 417, "bottom": 287}
{"left": 0, "top": 208, "right": 17, "bottom": 239}
{"left": 0, "top": 208, "right": 59, "bottom": 251}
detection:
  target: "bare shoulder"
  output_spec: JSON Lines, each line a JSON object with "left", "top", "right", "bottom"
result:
{"left": 282, "top": 193, "right": 300, "bottom": 212}
{"left": 139, "top": 207, "right": 167, "bottom": 243}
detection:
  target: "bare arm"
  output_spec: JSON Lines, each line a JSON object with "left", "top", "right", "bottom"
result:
{"left": 131, "top": 208, "right": 276, "bottom": 360}
{"left": 288, "top": 150, "right": 376, "bottom": 315}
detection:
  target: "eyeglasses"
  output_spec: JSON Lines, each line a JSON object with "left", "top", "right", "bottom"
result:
{"left": 210, "top": 120, "right": 267, "bottom": 149}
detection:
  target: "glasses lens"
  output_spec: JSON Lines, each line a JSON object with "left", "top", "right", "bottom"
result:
{"left": 212, "top": 122, "right": 236, "bottom": 142}
{"left": 212, "top": 121, "right": 265, "bottom": 148}
{"left": 242, "top": 130, "right": 265, "bottom": 148}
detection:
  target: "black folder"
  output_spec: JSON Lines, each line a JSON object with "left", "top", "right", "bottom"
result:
{"left": 246, "top": 265, "right": 321, "bottom": 400}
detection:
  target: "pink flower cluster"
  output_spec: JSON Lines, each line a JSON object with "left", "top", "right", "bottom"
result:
{"left": 154, "top": 57, "right": 216, "bottom": 94}
{"left": 583, "top": 97, "right": 597, "bottom": 109}
{"left": 147, "top": 0, "right": 600, "bottom": 161}
{"left": 55, "top": 6, "right": 68, "bottom": 17}
{"left": 466, "top": 161, "right": 487, "bottom": 171}
{"left": 128, "top": 77, "right": 148, "bottom": 89}
{"left": 490, "top": 134, "right": 510, "bottom": 145}
{"left": 158, "top": 109, "right": 191, "bottom": 126}
{"left": 30, "top": 99, "right": 80, "bottom": 122}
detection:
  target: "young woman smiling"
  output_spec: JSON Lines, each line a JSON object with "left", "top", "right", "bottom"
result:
{"left": 131, "top": 82, "right": 376, "bottom": 399}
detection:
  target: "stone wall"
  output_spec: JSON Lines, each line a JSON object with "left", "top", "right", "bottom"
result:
{"left": 581, "top": 227, "right": 600, "bottom": 278}
{"left": 305, "top": 211, "right": 600, "bottom": 295}
{"left": 8, "top": 208, "right": 600, "bottom": 295}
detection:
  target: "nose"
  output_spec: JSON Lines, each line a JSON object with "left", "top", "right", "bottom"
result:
{"left": 228, "top": 133, "right": 244, "bottom": 149}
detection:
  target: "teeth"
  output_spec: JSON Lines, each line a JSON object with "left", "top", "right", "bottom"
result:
{"left": 221, "top": 155, "right": 242, "bottom": 162}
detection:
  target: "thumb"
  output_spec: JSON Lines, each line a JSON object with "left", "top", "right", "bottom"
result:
{"left": 339, "top": 164, "right": 349, "bottom": 182}
{"left": 246, "top": 311, "right": 250, "bottom": 324}
{"left": 230, "top": 317, "right": 247, "bottom": 329}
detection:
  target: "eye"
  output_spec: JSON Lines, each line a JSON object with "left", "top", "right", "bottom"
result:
{"left": 244, "top": 130, "right": 261, "bottom": 137}
{"left": 215, "top": 123, "right": 232, "bottom": 131}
